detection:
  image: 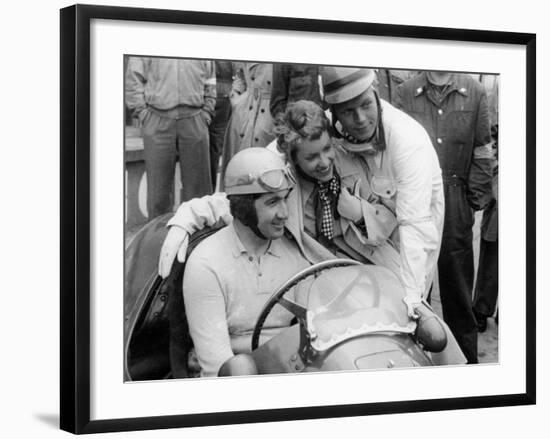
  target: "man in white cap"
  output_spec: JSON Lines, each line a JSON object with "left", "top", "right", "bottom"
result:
{"left": 321, "top": 66, "right": 445, "bottom": 320}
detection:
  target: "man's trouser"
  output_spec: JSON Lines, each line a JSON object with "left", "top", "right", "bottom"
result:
{"left": 438, "top": 183, "right": 478, "bottom": 364}
{"left": 142, "top": 110, "right": 213, "bottom": 220}
{"left": 473, "top": 238, "right": 498, "bottom": 319}
{"left": 208, "top": 97, "right": 231, "bottom": 189}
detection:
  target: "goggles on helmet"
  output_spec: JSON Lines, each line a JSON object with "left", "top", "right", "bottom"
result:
{"left": 255, "top": 165, "right": 296, "bottom": 191}
{"left": 225, "top": 163, "right": 296, "bottom": 195}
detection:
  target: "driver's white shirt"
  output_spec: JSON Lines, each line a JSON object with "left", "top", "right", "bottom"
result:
{"left": 183, "top": 223, "right": 310, "bottom": 377}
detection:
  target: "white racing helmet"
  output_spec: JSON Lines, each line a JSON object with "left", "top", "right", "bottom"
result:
{"left": 224, "top": 147, "right": 296, "bottom": 196}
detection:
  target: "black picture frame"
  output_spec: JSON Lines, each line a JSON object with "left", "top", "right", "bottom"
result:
{"left": 60, "top": 4, "right": 536, "bottom": 434}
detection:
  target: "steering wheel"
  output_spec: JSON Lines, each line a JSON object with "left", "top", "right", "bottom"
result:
{"left": 251, "top": 258, "right": 362, "bottom": 351}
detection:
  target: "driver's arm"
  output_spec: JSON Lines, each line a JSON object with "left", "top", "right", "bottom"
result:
{"left": 183, "top": 250, "right": 234, "bottom": 377}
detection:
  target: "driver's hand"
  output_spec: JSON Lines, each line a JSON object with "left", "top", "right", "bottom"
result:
{"left": 158, "top": 226, "right": 190, "bottom": 279}
{"left": 403, "top": 295, "right": 422, "bottom": 320}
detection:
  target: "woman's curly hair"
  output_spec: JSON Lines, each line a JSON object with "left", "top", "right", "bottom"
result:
{"left": 273, "top": 100, "right": 332, "bottom": 162}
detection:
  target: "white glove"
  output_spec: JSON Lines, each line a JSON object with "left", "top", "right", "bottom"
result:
{"left": 167, "top": 193, "right": 232, "bottom": 235}
{"left": 158, "top": 227, "right": 189, "bottom": 279}
{"left": 403, "top": 295, "right": 422, "bottom": 320}
{"left": 158, "top": 193, "right": 233, "bottom": 278}
{"left": 337, "top": 180, "right": 363, "bottom": 222}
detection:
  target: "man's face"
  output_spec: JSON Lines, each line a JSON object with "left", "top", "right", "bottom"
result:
{"left": 294, "top": 131, "right": 335, "bottom": 183}
{"left": 333, "top": 87, "right": 378, "bottom": 142}
{"left": 253, "top": 189, "right": 291, "bottom": 239}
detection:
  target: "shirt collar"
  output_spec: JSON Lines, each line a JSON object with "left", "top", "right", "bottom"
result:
{"left": 295, "top": 166, "right": 345, "bottom": 202}
{"left": 423, "top": 72, "right": 468, "bottom": 96}
{"left": 228, "top": 223, "right": 249, "bottom": 258}
{"left": 425, "top": 72, "right": 456, "bottom": 87}
{"left": 228, "top": 222, "right": 281, "bottom": 258}
{"left": 265, "top": 239, "right": 282, "bottom": 258}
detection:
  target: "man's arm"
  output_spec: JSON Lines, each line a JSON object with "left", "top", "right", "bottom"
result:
{"left": 167, "top": 193, "right": 231, "bottom": 234}
{"left": 183, "top": 255, "right": 233, "bottom": 377}
{"left": 125, "top": 57, "right": 148, "bottom": 117}
{"left": 467, "top": 90, "right": 494, "bottom": 210}
{"left": 158, "top": 193, "right": 232, "bottom": 278}
{"left": 392, "top": 128, "right": 441, "bottom": 313}
{"left": 229, "top": 63, "right": 247, "bottom": 106}
{"left": 202, "top": 61, "right": 217, "bottom": 120}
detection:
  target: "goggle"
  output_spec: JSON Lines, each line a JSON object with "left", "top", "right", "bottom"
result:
{"left": 225, "top": 163, "right": 297, "bottom": 195}
{"left": 250, "top": 164, "right": 296, "bottom": 192}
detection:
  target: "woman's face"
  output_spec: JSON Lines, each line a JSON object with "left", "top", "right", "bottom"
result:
{"left": 333, "top": 87, "right": 378, "bottom": 141}
{"left": 294, "top": 131, "right": 335, "bottom": 182}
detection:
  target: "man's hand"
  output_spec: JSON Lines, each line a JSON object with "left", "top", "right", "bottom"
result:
{"left": 158, "top": 227, "right": 190, "bottom": 279}
{"left": 337, "top": 180, "right": 363, "bottom": 222}
{"left": 200, "top": 110, "right": 212, "bottom": 126}
{"left": 403, "top": 295, "right": 422, "bottom": 320}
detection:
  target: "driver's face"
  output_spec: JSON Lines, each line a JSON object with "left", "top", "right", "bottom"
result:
{"left": 254, "top": 189, "right": 291, "bottom": 239}
{"left": 333, "top": 87, "right": 378, "bottom": 141}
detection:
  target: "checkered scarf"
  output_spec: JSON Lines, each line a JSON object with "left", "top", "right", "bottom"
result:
{"left": 316, "top": 176, "right": 340, "bottom": 241}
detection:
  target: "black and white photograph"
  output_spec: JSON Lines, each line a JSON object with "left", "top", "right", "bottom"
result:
{"left": 2, "top": 0, "right": 546, "bottom": 436}
{"left": 123, "top": 57, "right": 500, "bottom": 381}
{"left": 54, "top": 3, "right": 538, "bottom": 435}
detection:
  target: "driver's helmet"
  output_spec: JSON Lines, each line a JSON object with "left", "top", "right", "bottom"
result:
{"left": 224, "top": 147, "right": 296, "bottom": 195}
{"left": 321, "top": 67, "right": 375, "bottom": 104}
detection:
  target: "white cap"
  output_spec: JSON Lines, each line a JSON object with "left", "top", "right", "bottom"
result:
{"left": 321, "top": 67, "right": 376, "bottom": 104}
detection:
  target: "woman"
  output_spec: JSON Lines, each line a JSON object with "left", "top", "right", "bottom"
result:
{"left": 220, "top": 62, "right": 275, "bottom": 189}
{"left": 270, "top": 100, "right": 400, "bottom": 271}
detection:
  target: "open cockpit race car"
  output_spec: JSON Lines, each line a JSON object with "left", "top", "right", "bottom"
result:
{"left": 124, "top": 214, "right": 464, "bottom": 381}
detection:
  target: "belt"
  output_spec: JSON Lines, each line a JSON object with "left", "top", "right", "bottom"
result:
{"left": 148, "top": 105, "right": 201, "bottom": 120}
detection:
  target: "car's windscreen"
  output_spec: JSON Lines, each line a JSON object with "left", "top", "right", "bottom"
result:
{"left": 297, "top": 265, "right": 415, "bottom": 352}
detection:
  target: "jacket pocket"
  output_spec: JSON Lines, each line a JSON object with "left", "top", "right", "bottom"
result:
{"left": 446, "top": 110, "right": 474, "bottom": 141}
{"left": 371, "top": 175, "right": 397, "bottom": 200}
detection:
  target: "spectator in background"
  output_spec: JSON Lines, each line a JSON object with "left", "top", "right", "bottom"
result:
{"left": 375, "top": 69, "right": 419, "bottom": 105}
{"left": 473, "top": 74, "right": 499, "bottom": 332}
{"left": 220, "top": 62, "right": 275, "bottom": 189}
{"left": 125, "top": 57, "right": 216, "bottom": 219}
{"left": 208, "top": 61, "right": 237, "bottom": 189}
{"left": 270, "top": 63, "right": 324, "bottom": 120}
{"left": 473, "top": 162, "right": 498, "bottom": 332}
{"left": 397, "top": 71, "right": 493, "bottom": 363}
